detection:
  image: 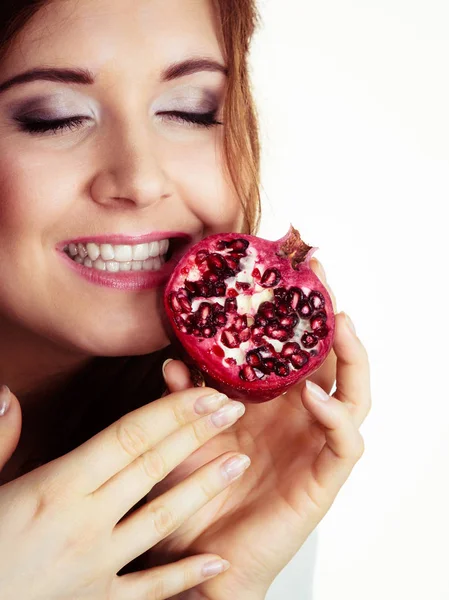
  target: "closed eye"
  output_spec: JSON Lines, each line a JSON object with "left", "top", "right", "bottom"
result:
{"left": 16, "top": 110, "right": 223, "bottom": 135}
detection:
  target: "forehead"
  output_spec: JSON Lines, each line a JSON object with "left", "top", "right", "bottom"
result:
{"left": 3, "top": 0, "right": 223, "bottom": 74}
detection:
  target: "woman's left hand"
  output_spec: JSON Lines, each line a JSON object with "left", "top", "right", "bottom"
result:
{"left": 145, "top": 259, "right": 371, "bottom": 599}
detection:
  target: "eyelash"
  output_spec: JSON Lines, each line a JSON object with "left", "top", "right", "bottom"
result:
{"left": 16, "top": 110, "right": 223, "bottom": 135}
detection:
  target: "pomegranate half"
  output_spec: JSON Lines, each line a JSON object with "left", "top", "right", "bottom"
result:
{"left": 163, "top": 226, "right": 335, "bottom": 402}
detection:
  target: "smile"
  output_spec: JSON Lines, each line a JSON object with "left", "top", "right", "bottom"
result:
{"left": 63, "top": 239, "right": 170, "bottom": 272}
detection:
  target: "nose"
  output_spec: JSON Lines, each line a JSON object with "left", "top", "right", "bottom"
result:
{"left": 90, "top": 122, "right": 173, "bottom": 210}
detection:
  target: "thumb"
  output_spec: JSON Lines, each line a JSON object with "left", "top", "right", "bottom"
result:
{"left": 0, "top": 385, "right": 22, "bottom": 471}
{"left": 162, "top": 359, "right": 195, "bottom": 395}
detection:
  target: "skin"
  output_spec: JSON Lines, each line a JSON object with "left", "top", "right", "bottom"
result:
{"left": 146, "top": 273, "right": 372, "bottom": 600}
{"left": 0, "top": 0, "right": 238, "bottom": 405}
{"left": 0, "top": 0, "right": 372, "bottom": 597}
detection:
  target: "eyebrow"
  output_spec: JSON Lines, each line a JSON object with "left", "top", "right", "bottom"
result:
{"left": 0, "top": 57, "right": 228, "bottom": 95}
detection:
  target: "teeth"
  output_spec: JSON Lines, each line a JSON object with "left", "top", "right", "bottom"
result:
{"left": 66, "top": 239, "right": 170, "bottom": 265}
{"left": 69, "top": 254, "right": 166, "bottom": 272}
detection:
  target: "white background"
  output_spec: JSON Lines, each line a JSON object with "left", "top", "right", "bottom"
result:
{"left": 249, "top": 1, "right": 449, "bottom": 599}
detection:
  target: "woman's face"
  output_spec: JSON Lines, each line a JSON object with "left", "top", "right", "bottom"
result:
{"left": 0, "top": 0, "right": 241, "bottom": 367}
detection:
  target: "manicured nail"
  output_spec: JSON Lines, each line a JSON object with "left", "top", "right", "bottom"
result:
{"left": 343, "top": 312, "right": 356, "bottom": 335}
{"left": 211, "top": 401, "right": 245, "bottom": 427}
{"left": 195, "top": 393, "right": 228, "bottom": 415}
{"left": 162, "top": 359, "right": 174, "bottom": 380}
{"left": 202, "top": 558, "right": 231, "bottom": 577}
{"left": 305, "top": 380, "right": 329, "bottom": 402}
{"left": 311, "top": 258, "right": 326, "bottom": 281}
{"left": 0, "top": 385, "right": 11, "bottom": 417}
{"left": 221, "top": 454, "right": 251, "bottom": 481}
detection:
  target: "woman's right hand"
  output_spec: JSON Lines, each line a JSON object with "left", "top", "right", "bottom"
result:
{"left": 0, "top": 385, "right": 249, "bottom": 600}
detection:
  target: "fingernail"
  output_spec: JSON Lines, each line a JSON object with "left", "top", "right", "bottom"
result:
{"left": 343, "top": 312, "right": 356, "bottom": 335}
{"left": 162, "top": 359, "right": 173, "bottom": 380}
{"left": 195, "top": 393, "right": 228, "bottom": 415}
{"left": 202, "top": 558, "right": 231, "bottom": 577}
{"left": 211, "top": 401, "right": 245, "bottom": 427}
{"left": 221, "top": 454, "right": 251, "bottom": 481}
{"left": 305, "top": 380, "right": 329, "bottom": 402}
{"left": 0, "top": 385, "right": 11, "bottom": 417}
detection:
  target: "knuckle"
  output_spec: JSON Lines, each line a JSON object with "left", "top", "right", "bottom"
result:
{"left": 198, "top": 476, "right": 218, "bottom": 502}
{"left": 149, "top": 503, "right": 178, "bottom": 537}
{"left": 189, "top": 418, "right": 210, "bottom": 447}
{"left": 171, "top": 398, "right": 190, "bottom": 428}
{"left": 116, "top": 418, "right": 149, "bottom": 459}
{"left": 140, "top": 448, "right": 167, "bottom": 482}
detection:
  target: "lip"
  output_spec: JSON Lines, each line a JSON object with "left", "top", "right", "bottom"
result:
{"left": 56, "top": 231, "right": 191, "bottom": 251}
{"left": 56, "top": 231, "right": 193, "bottom": 291}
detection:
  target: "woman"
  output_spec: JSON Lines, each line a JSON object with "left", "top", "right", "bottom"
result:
{"left": 0, "top": 0, "right": 371, "bottom": 598}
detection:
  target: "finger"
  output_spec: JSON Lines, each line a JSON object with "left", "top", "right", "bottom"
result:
{"left": 61, "top": 387, "right": 234, "bottom": 495}
{"left": 162, "top": 359, "right": 194, "bottom": 394}
{"left": 94, "top": 400, "right": 246, "bottom": 522}
{"left": 310, "top": 258, "right": 337, "bottom": 313}
{"left": 110, "top": 451, "right": 251, "bottom": 569}
{"left": 332, "top": 312, "right": 372, "bottom": 426}
{"left": 309, "top": 258, "right": 337, "bottom": 393}
{"left": 111, "top": 554, "right": 230, "bottom": 600}
{"left": 301, "top": 380, "right": 365, "bottom": 500}
{"left": 0, "top": 386, "right": 22, "bottom": 471}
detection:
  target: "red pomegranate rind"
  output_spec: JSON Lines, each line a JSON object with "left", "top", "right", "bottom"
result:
{"left": 163, "top": 225, "right": 335, "bottom": 402}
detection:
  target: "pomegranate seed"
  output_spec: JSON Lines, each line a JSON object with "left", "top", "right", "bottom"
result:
{"left": 224, "top": 357, "right": 237, "bottom": 366}
{"left": 214, "top": 282, "right": 227, "bottom": 296}
{"left": 203, "top": 271, "right": 219, "bottom": 282}
{"left": 207, "top": 253, "right": 228, "bottom": 274}
{"left": 227, "top": 288, "right": 238, "bottom": 298}
{"left": 221, "top": 330, "right": 240, "bottom": 348}
{"left": 315, "top": 325, "right": 329, "bottom": 339}
{"left": 260, "top": 268, "right": 281, "bottom": 288}
{"left": 178, "top": 296, "right": 192, "bottom": 313}
{"left": 274, "top": 360, "right": 290, "bottom": 377}
{"left": 239, "top": 328, "right": 251, "bottom": 342}
{"left": 184, "top": 280, "right": 198, "bottom": 295}
{"left": 169, "top": 291, "right": 183, "bottom": 313}
{"left": 201, "top": 326, "right": 217, "bottom": 338}
{"left": 251, "top": 325, "right": 265, "bottom": 341}
{"left": 181, "top": 266, "right": 189, "bottom": 275}
{"left": 287, "top": 287, "right": 305, "bottom": 310}
{"left": 225, "top": 298, "right": 237, "bottom": 313}
{"left": 308, "top": 291, "right": 325, "bottom": 311}
{"left": 281, "top": 342, "right": 302, "bottom": 358}
{"left": 229, "top": 238, "right": 249, "bottom": 252}
{"left": 310, "top": 311, "right": 327, "bottom": 331}
{"left": 255, "top": 315, "right": 268, "bottom": 327}
{"left": 239, "top": 365, "right": 258, "bottom": 382}
{"left": 197, "top": 302, "right": 212, "bottom": 323}
{"left": 274, "top": 287, "right": 288, "bottom": 300}
{"left": 279, "top": 313, "right": 299, "bottom": 329}
{"left": 235, "top": 281, "right": 251, "bottom": 291}
{"left": 265, "top": 325, "right": 291, "bottom": 342}
{"left": 275, "top": 301, "right": 290, "bottom": 316}
{"left": 258, "top": 301, "right": 277, "bottom": 320}
{"left": 216, "top": 240, "right": 227, "bottom": 251}
{"left": 195, "top": 250, "right": 209, "bottom": 266}
{"left": 252, "top": 268, "right": 261, "bottom": 280}
{"left": 301, "top": 331, "right": 318, "bottom": 349}
{"left": 212, "top": 344, "right": 225, "bottom": 358}
{"left": 298, "top": 300, "right": 312, "bottom": 318}
{"left": 290, "top": 351, "right": 309, "bottom": 369}
{"left": 262, "top": 357, "right": 276, "bottom": 373}
{"left": 234, "top": 316, "right": 247, "bottom": 331}
{"left": 226, "top": 258, "right": 239, "bottom": 271}
{"left": 246, "top": 349, "right": 263, "bottom": 368}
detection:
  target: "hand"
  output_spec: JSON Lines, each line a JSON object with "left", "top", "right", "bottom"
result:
{"left": 145, "top": 259, "right": 372, "bottom": 599}
{"left": 0, "top": 384, "right": 250, "bottom": 599}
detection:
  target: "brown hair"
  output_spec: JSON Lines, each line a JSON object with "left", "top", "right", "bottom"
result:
{"left": 0, "top": 0, "right": 262, "bottom": 574}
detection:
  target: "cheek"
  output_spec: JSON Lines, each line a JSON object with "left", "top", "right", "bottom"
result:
{"left": 168, "top": 133, "right": 241, "bottom": 229}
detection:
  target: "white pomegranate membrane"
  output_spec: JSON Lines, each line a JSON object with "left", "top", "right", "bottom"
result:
{"left": 164, "top": 226, "right": 335, "bottom": 402}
